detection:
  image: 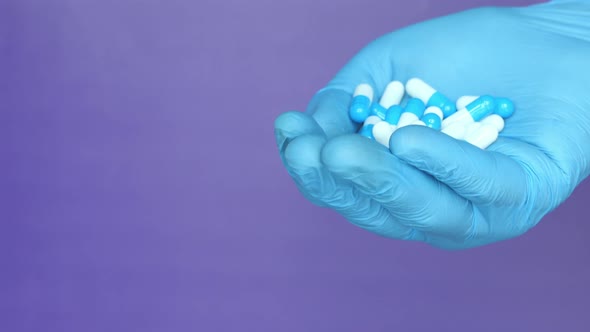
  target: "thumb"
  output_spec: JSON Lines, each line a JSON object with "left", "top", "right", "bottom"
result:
{"left": 389, "top": 126, "right": 529, "bottom": 206}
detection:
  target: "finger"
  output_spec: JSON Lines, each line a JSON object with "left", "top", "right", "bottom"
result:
{"left": 283, "top": 133, "right": 424, "bottom": 241}
{"left": 274, "top": 111, "right": 328, "bottom": 206}
{"left": 274, "top": 111, "right": 325, "bottom": 157}
{"left": 389, "top": 126, "right": 530, "bottom": 206}
{"left": 305, "top": 89, "right": 357, "bottom": 139}
{"left": 321, "top": 134, "right": 488, "bottom": 241}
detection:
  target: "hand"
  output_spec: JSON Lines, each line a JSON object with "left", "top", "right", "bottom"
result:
{"left": 274, "top": 1, "right": 590, "bottom": 250}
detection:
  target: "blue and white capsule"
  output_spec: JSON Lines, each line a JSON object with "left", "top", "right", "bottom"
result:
{"left": 456, "top": 95, "right": 479, "bottom": 110}
{"left": 455, "top": 96, "right": 515, "bottom": 121}
{"left": 372, "top": 121, "right": 396, "bottom": 148}
{"left": 413, "top": 106, "right": 443, "bottom": 130}
{"left": 373, "top": 104, "right": 404, "bottom": 148}
{"left": 358, "top": 115, "right": 382, "bottom": 139}
{"left": 371, "top": 81, "right": 405, "bottom": 120}
{"left": 442, "top": 95, "right": 496, "bottom": 128}
{"left": 480, "top": 114, "right": 505, "bottom": 132}
{"left": 385, "top": 105, "right": 404, "bottom": 126}
{"left": 460, "top": 114, "right": 505, "bottom": 148}
{"left": 441, "top": 96, "right": 496, "bottom": 139}
{"left": 494, "top": 97, "right": 515, "bottom": 118}
{"left": 396, "top": 98, "right": 425, "bottom": 128}
{"left": 464, "top": 123, "right": 499, "bottom": 149}
{"left": 406, "top": 78, "right": 456, "bottom": 118}
{"left": 349, "top": 84, "right": 374, "bottom": 123}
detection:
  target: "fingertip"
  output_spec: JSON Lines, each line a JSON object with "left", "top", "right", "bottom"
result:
{"left": 275, "top": 111, "right": 324, "bottom": 154}
{"left": 389, "top": 125, "right": 445, "bottom": 158}
{"left": 274, "top": 111, "right": 323, "bottom": 137}
{"left": 284, "top": 134, "right": 326, "bottom": 171}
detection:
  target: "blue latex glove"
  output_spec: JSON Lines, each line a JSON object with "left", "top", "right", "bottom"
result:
{"left": 274, "top": 1, "right": 590, "bottom": 250}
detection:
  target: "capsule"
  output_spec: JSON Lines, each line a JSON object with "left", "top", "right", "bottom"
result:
{"left": 456, "top": 95, "right": 479, "bottom": 110}
{"left": 349, "top": 84, "right": 374, "bottom": 123}
{"left": 358, "top": 115, "right": 381, "bottom": 139}
{"left": 464, "top": 124, "right": 499, "bottom": 149}
{"left": 385, "top": 105, "right": 404, "bottom": 125}
{"left": 396, "top": 98, "right": 425, "bottom": 128}
{"left": 372, "top": 121, "right": 396, "bottom": 148}
{"left": 380, "top": 81, "right": 405, "bottom": 109}
{"left": 406, "top": 78, "right": 456, "bottom": 117}
{"left": 370, "top": 104, "right": 387, "bottom": 120}
{"left": 453, "top": 96, "right": 514, "bottom": 126}
{"left": 413, "top": 106, "right": 443, "bottom": 130}
{"left": 441, "top": 95, "right": 496, "bottom": 129}
{"left": 442, "top": 121, "right": 470, "bottom": 140}
{"left": 494, "top": 98, "right": 515, "bottom": 118}
{"left": 371, "top": 81, "right": 405, "bottom": 120}
{"left": 480, "top": 114, "right": 505, "bottom": 132}
{"left": 359, "top": 124, "right": 376, "bottom": 139}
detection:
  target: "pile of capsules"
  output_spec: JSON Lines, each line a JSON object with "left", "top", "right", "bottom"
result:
{"left": 348, "top": 78, "right": 515, "bottom": 149}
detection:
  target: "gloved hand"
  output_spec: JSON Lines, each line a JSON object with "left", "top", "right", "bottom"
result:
{"left": 274, "top": 0, "right": 590, "bottom": 250}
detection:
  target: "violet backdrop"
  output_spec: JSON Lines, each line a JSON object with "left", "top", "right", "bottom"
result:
{"left": 2, "top": 0, "right": 589, "bottom": 331}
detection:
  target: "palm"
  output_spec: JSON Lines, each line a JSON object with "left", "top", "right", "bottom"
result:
{"left": 276, "top": 3, "right": 590, "bottom": 249}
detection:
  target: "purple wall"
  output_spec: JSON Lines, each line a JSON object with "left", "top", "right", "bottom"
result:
{"left": 2, "top": 0, "right": 589, "bottom": 331}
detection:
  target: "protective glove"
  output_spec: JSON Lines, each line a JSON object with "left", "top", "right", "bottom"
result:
{"left": 274, "top": 0, "right": 590, "bottom": 250}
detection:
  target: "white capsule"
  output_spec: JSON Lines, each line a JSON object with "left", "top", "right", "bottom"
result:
{"left": 480, "top": 114, "right": 505, "bottom": 132}
{"left": 456, "top": 96, "right": 479, "bottom": 110}
{"left": 405, "top": 78, "right": 436, "bottom": 104}
{"left": 465, "top": 124, "right": 499, "bottom": 149}
{"left": 379, "top": 81, "right": 405, "bottom": 109}
{"left": 363, "top": 115, "right": 382, "bottom": 126}
{"left": 397, "top": 113, "right": 420, "bottom": 128}
{"left": 423, "top": 106, "right": 443, "bottom": 119}
{"left": 372, "top": 121, "right": 396, "bottom": 148}
{"left": 441, "top": 121, "right": 470, "bottom": 140}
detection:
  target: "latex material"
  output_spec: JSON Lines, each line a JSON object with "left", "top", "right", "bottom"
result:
{"left": 275, "top": 1, "right": 590, "bottom": 250}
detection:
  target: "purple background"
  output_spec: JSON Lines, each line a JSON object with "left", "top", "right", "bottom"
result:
{"left": 2, "top": 0, "right": 589, "bottom": 331}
